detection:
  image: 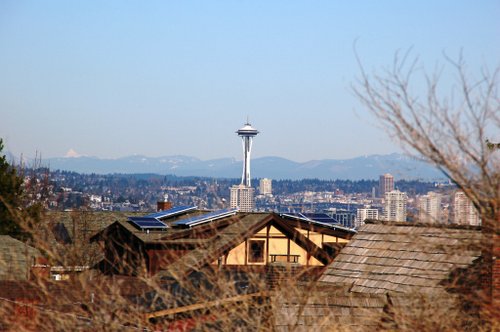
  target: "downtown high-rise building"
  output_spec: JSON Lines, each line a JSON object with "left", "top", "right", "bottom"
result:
{"left": 356, "top": 207, "right": 379, "bottom": 228}
{"left": 379, "top": 173, "right": 394, "bottom": 198}
{"left": 418, "top": 191, "right": 442, "bottom": 223}
{"left": 453, "top": 191, "right": 481, "bottom": 226}
{"left": 383, "top": 190, "right": 407, "bottom": 222}
{"left": 259, "top": 178, "right": 272, "bottom": 196}
{"left": 230, "top": 121, "right": 259, "bottom": 212}
{"left": 230, "top": 184, "right": 255, "bottom": 212}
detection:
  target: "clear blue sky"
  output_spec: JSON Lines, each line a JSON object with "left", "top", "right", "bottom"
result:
{"left": 1, "top": 1, "right": 498, "bottom": 162}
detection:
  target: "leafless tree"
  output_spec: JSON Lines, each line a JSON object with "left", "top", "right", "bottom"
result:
{"left": 353, "top": 50, "right": 499, "bottom": 229}
{"left": 353, "top": 50, "right": 499, "bottom": 318}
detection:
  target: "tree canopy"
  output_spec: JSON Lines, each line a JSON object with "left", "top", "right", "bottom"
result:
{"left": 0, "top": 138, "right": 25, "bottom": 237}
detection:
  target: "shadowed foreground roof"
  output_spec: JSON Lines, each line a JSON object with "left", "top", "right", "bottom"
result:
{"left": 319, "top": 222, "right": 482, "bottom": 294}
{"left": 272, "top": 284, "right": 387, "bottom": 332}
{"left": 274, "top": 221, "right": 485, "bottom": 331}
{"left": 0, "top": 236, "right": 42, "bottom": 281}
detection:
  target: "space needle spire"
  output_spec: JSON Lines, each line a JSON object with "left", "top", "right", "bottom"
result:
{"left": 236, "top": 120, "right": 259, "bottom": 187}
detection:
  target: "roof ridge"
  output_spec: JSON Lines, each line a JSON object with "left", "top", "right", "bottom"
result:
{"left": 363, "top": 219, "right": 482, "bottom": 231}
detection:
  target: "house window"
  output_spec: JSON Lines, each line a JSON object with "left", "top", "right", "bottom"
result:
{"left": 248, "top": 240, "right": 265, "bottom": 263}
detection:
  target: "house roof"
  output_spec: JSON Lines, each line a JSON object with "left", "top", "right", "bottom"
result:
{"left": 91, "top": 210, "right": 353, "bottom": 276}
{"left": 0, "top": 276, "right": 156, "bottom": 330}
{"left": 272, "top": 282, "right": 479, "bottom": 332}
{"left": 92, "top": 210, "right": 355, "bottom": 245}
{"left": 274, "top": 221, "right": 485, "bottom": 331}
{"left": 90, "top": 209, "right": 237, "bottom": 244}
{"left": 45, "top": 211, "right": 132, "bottom": 244}
{"left": 0, "top": 280, "right": 43, "bottom": 300}
{"left": 0, "top": 235, "right": 42, "bottom": 281}
{"left": 272, "top": 284, "right": 388, "bottom": 332}
{"left": 319, "top": 221, "right": 482, "bottom": 295}
{"left": 154, "top": 212, "right": 335, "bottom": 280}
{"left": 33, "top": 211, "right": 136, "bottom": 267}
{"left": 154, "top": 213, "right": 266, "bottom": 279}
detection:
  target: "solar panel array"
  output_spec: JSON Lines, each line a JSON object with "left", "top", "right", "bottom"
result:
{"left": 128, "top": 205, "right": 197, "bottom": 230}
{"left": 128, "top": 216, "right": 168, "bottom": 229}
{"left": 280, "top": 212, "right": 337, "bottom": 223}
{"left": 302, "top": 213, "right": 338, "bottom": 223}
{"left": 172, "top": 208, "right": 239, "bottom": 228}
{"left": 143, "top": 205, "right": 197, "bottom": 220}
{"left": 280, "top": 212, "right": 355, "bottom": 232}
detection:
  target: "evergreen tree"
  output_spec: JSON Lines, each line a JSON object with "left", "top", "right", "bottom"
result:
{"left": 0, "top": 138, "right": 24, "bottom": 236}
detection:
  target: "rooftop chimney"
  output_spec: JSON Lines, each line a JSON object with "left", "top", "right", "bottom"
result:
{"left": 157, "top": 194, "right": 172, "bottom": 212}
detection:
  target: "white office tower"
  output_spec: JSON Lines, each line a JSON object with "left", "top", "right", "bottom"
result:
{"left": 383, "top": 190, "right": 407, "bottom": 222}
{"left": 230, "top": 121, "right": 259, "bottom": 212}
{"left": 230, "top": 184, "right": 255, "bottom": 212}
{"left": 259, "top": 178, "right": 272, "bottom": 196}
{"left": 356, "top": 208, "right": 379, "bottom": 228}
{"left": 379, "top": 173, "right": 394, "bottom": 198}
{"left": 453, "top": 191, "right": 481, "bottom": 226}
{"left": 418, "top": 191, "right": 442, "bottom": 223}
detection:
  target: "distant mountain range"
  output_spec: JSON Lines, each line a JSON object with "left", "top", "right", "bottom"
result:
{"left": 39, "top": 153, "right": 444, "bottom": 180}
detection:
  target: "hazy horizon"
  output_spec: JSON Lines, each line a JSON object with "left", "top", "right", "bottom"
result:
{"left": 6, "top": 148, "right": 407, "bottom": 164}
{"left": 7, "top": 151, "right": 441, "bottom": 181}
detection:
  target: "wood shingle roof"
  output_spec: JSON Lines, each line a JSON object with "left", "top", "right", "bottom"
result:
{"left": 319, "top": 222, "right": 482, "bottom": 294}
{"left": 0, "top": 236, "right": 42, "bottom": 281}
{"left": 272, "top": 284, "right": 388, "bottom": 332}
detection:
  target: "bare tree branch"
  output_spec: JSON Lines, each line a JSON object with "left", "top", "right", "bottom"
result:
{"left": 353, "top": 50, "right": 499, "bottom": 233}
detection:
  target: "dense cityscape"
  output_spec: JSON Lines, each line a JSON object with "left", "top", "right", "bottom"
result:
{"left": 25, "top": 164, "right": 477, "bottom": 229}
{"left": 18, "top": 122, "right": 477, "bottom": 229}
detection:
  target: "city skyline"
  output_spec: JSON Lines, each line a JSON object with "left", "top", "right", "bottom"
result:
{"left": 1, "top": 1, "right": 499, "bottom": 162}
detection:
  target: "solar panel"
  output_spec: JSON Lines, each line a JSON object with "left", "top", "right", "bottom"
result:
{"left": 280, "top": 213, "right": 314, "bottom": 223}
{"left": 279, "top": 213, "right": 355, "bottom": 232}
{"left": 143, "top": 205, "right": 197, "bottom": 220}
{"left": 128, "top": 217, "right": 168, "bottom": 229}
{"left": 280, "top": 212, "right": 336, "bottom": 223}
{"left": 303, "top": 213, "right": 337, "bottom": 223}
{"left": 172, "top": 208, "right": 239, "bottom": 228}
{"left": 127, "top": 205, "right": 199, "bottom": 230}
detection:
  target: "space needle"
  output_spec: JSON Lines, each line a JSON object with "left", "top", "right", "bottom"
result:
{"left": 236, "top": 121, "right": 259, "bottom": 187}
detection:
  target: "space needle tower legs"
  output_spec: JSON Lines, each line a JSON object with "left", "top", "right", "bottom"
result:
{"left": 236, "top": 121, "right": 259, "bottom": 187}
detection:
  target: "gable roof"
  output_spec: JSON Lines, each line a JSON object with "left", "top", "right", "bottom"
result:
{"left": 155, "top": 213, "right": 273, "bottom": 279}
{"left": 45, "top": 211, "right": 129, "bottom": 243}
{"left": 90, "top": 209, "right": 238, "bottom": 244}
{"left": 92, "top": 209, "right": 356, "bottom": 245}
{"left": 0, "top": 236, "right": 42, "bottom": 281}
{"left": 90, "top": 209, "right": 356, "bottom": 280}
{"left": 274, "top": 221, "right": 485, "bottom": 331}
{"left": 154, "top": 213, "right": 335, "bottom": 280}
{"left": 37, "top": 211, "right": 135, "bottom": 267}
{"left": 319, "top": 221, "right": 482, "bottom": 295}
